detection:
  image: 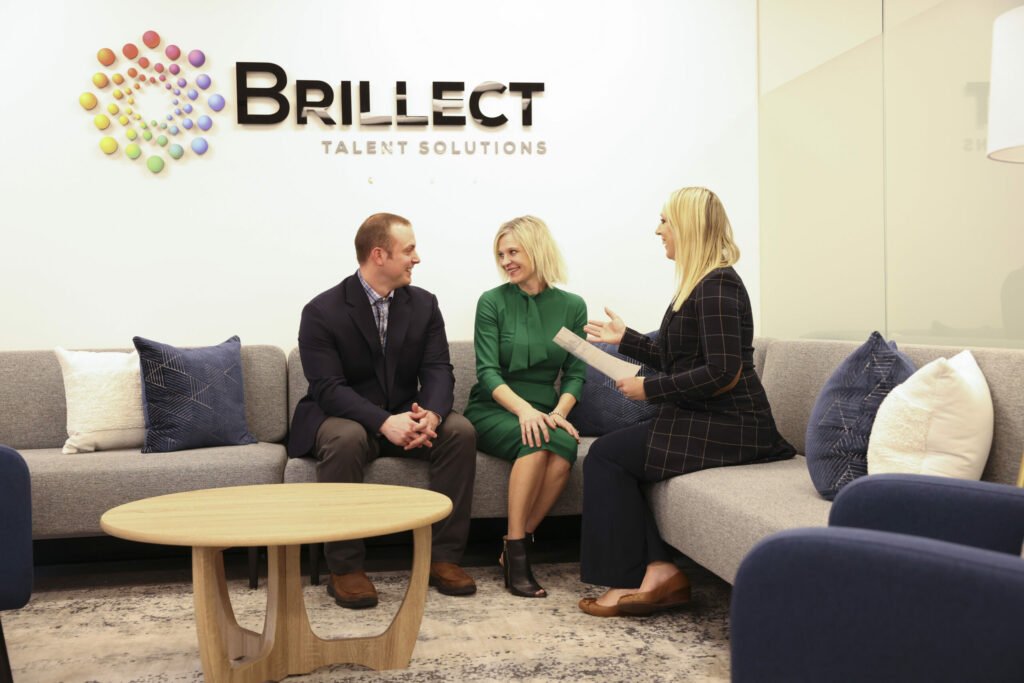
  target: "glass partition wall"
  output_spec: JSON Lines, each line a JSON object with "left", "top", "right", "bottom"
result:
{"left": 759, "top": 0, "right": 1024, "bottom": 348}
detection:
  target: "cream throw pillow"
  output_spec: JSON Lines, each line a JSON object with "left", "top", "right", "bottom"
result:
{"left": 55, "top": 347, "right": 146, "bottom": 454}
{"left": 867, "top": 350, "right": 993, "bottom": 479}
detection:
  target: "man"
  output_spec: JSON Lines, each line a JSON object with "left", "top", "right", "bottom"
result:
{"left": 288, "top": 212, "right": 477, "bottom": 608}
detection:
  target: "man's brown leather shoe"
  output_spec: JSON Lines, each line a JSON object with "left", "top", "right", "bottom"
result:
{"left": 429, "top": 562, "right": 476, "bottom": 596}
{"left": 326, "top": 569, "right": 378, "bottom": 609}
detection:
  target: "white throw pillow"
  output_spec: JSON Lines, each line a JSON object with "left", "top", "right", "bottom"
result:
{"left": 55, "top": 347, "right": 146, "bottom": 454}
{"left": 867, "top": 350, "right": 993, "bottom": 479}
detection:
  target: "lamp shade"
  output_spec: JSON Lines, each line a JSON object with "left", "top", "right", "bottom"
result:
{"left": 987, "top": 5, "right": 1024, "bottom": 162}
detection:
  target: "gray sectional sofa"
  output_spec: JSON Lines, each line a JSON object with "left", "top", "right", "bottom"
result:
{"left": 2, "top": 339, "right": 1022, "bottom": 586}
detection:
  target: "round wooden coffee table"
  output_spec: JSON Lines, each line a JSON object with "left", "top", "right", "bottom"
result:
{"left": 100, "top": 483, "right": 452, "bottom": 683}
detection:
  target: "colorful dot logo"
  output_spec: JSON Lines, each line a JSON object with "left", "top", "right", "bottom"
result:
{"left": 78, "top": 30, "right": 226, "bottom": 175}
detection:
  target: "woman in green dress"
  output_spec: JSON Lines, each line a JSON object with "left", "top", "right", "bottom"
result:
{"left": 464, "top": 216, "right": 587, "bottom": 598}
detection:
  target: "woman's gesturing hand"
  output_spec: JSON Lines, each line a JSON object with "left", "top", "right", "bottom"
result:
{"left": 519, "top": 408, "right": 551, "bottom": 448}
{"left": 584, "top": 307, "right": 626, "bottom": 345}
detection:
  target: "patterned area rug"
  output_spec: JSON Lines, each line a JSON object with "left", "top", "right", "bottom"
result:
{"left": 6, "top": 562, "right": 731, "bottom": 682}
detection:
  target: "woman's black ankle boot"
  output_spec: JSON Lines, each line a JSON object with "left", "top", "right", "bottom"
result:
{"left": 502, "top": 536, "right": 546, "bottom": 598}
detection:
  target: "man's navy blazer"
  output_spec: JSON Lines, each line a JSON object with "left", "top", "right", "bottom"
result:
{"left": 287, "top": 272, "right": 455, "bottom": 459}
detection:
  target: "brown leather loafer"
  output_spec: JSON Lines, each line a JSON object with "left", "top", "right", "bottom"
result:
{"left": 429, "top": 562, "right": 477, "bottom": 596}
{"left": 326, "top": 569, "right": 378, "bottom": 609}
{"left": 617, "top": 571, "right": 691, "bottom": 615}
{"left": 578, "top": 597, "right": 621, "bottom": 617}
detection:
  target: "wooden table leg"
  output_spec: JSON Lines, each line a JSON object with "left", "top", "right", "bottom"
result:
{"left": 192, "top": 547, "right": 265, "bottom": 682}
{"left": 191, "top": 525, "right": 433, "bottom": 682}
{"left": 314, "top": 524, "right": 434, "bottom": 670}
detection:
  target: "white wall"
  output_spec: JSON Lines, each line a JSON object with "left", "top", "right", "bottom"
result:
{"left": 0, "top": 0, "right": 759, "bottom": 352}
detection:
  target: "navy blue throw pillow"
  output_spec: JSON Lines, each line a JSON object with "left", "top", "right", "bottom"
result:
{"left": 132, "top": 335, "right": 257, "bottom": 453}
{"left": 805, "top": 331, "right": 916, "bottom": 500}
{"left": 572, "top": 332, "right": 659, "bottom": 436}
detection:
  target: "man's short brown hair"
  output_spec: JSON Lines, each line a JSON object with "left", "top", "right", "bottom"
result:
{"left": 354, "top": 213, "right": 411, "bottom": 264}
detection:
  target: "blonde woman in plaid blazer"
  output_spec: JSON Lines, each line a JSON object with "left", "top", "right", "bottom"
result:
{"left": 578, "top": 187, "right": 794, "bottom": 617}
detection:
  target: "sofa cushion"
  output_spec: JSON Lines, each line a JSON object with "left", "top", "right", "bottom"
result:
{"left": 450, "top": 341, "right": 477, "bottom": 416}
{"left": 868, "top": 350, "right": 993, "bottom": 480}
{"left": 752, "top": 337, "right": 771, "bottom": 379}
{"left": 758, "top": 340, "right": 860, "bottom": 454}
{"left": 239, "top": 345, "right": 289, "bottom": 443}
{"left": 0, "top": 350, "right": 76, "bottom": 449}
{"left": 805, "top": 332, "right": 916, "bottom": 500}
{"left": 54, "top": 347, "right": 146, "bottom": 453}
{"left": 572, "top": 335, "right": 658, "bottom": 436}
{"left": 649, "top": 456, "right": 832, "bottom": 584}
{"left": 22, "top": 443, "right": 286, "bottom": 538}
{"left": 133, "top": 335, "right": 257, "bottom": 453}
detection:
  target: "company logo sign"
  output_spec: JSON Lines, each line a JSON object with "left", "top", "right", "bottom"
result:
{"left": 234, "top": 63, "right": 547, "bottom": 158}
{"left": 78, "top": 30, "right": 227, "bottom": 174}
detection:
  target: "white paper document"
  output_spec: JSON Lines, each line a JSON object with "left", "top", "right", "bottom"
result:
{"left": 553, "top": 327, "right": 640, "bottom": 381}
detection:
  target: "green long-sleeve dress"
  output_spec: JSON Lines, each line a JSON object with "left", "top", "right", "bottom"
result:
{"left": 463, "top": 283, "right": 587, "bottom": 464}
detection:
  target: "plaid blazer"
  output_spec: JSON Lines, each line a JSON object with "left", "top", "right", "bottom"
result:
{"left": 619, "top": 267, "right": 794, "bottom": 478}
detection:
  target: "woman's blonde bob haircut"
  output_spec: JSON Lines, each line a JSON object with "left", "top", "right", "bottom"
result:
{"left": 663, "top": 187, "right": 740, "bottom": 311}
{"left": 493, "top": 215, "right": 568, "bottom": 287}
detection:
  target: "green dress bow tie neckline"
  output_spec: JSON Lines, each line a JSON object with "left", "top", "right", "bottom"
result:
{"left": 508, "top": 285, "right": 549, "bottom": 373}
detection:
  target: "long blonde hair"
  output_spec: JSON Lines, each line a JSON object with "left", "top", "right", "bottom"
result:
{"left": 493, "top": 215, "right": 567, "bottom": 286}
{"left": 664, "top": 187, "right": 740, "bottom": 311}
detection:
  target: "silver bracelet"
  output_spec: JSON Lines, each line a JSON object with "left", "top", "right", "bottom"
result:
{"left": 549, "top": 410, "right": 566, "bottom": 419}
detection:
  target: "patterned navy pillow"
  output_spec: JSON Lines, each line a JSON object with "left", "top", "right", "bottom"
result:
{"left": 805, "top": 331, "right": 916, "bottom": 500}
{"left": 132, "top": 335, "right": 257, "bottom": 453}
{"left": 572, "top": 332, "right": 659, "bottom": 437}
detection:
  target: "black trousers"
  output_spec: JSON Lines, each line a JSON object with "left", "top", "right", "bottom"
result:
{"left": 314, "top": 413, "right": 477, "bottom": 575}
{"left": 580, "top": 420, "right": 673, "bottom": 588}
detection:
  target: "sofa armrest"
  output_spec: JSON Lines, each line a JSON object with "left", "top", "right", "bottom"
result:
{"left": 830, "top": 473, "right": 1024, "bottom": 555}
{"left": 731, "top": 526, "right": 1024, "bottom": 683}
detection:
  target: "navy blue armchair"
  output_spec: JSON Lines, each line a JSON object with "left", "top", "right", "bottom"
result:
{"left": 731, "top": 474, "right": 1024, "bottom": 683}
{"left": 0, "top": 445, "right": 32, "bottom": 683}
